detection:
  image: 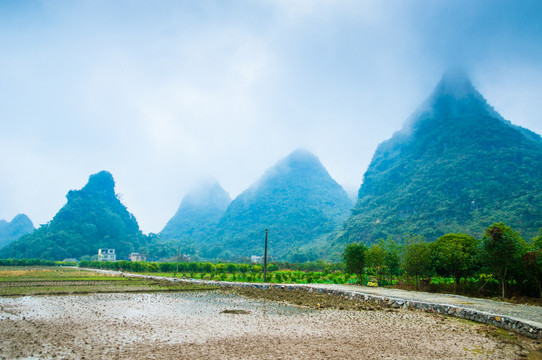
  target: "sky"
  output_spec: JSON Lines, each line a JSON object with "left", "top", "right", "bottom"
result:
{"left": 1, "top": 0, "right": 542, "bottom": 233}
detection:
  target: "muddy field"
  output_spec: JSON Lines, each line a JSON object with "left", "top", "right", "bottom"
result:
{"left": 0, "top": 267, "right": 216, "bottom": 296}
{"left": 1, "top": 289, "right": 541, "bottom": 359}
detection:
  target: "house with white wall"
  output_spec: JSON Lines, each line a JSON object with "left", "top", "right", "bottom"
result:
{"left": 98, "top": 249, "right": 116, "bottom": 261}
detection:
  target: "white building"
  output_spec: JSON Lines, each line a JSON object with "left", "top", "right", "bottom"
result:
{"left": 251, "top": 255, "right": 263, "bottom": 264}
{"left": 98, "top": 249, "right": 116, "bottom": 261}
{"left": 129, "top": 252, "right": 146, "bottom": 262}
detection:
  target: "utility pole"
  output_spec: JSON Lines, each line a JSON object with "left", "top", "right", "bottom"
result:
{"left": 176, "top": 246, "right": 180, "bottom": 275}
{"left": 263, "top": 229, "right": 268, "bottom": 283}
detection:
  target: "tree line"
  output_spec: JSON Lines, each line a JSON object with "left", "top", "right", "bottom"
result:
{"left": 3, "top": 221, "right": 542, "bottom": 300}
{"left": 343, "top": 222, "right": 542, "bottom": 298}
{"left": 0, "top": 258, "right": 75, "bottom": 267}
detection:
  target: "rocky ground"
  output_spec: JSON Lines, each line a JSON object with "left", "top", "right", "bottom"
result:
{"left": 2, "top": 289, "right": 542, "bottom": 359}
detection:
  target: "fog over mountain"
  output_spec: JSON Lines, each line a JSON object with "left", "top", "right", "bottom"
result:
{"left": 1, "top": 1, "right": 542, "bottom": 233}
{"left": 160, "top": 178, "right": 231, "bottom": 241}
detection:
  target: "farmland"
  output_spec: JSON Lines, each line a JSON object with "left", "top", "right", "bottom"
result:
{"left": 0, "top": 267, "right": 216, "bottom": 296}
{"left": 1, "top": 266, "right": 540, "bottom": 359}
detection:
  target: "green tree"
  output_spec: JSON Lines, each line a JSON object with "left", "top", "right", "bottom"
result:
{"left": 342, "top": 242, "right": 367, "bottom": 284}
{"left": 521, "top": 249, "right": 542, "bottom": 298}
{"left": 216, "top": 263, "right": 227, "bottom": 273}
{"left": 522, "top": 228, "right": 542, "bottom": 297}
{"left": 381, "top": 238, "right": 401, "bottom": 283}
{"left": 202, "top": 262, "right": 216, "bottom": 273}
{"left": 402, "top": 236, "right": 431, "bottom": 290}
{"left": 226, "top": 263, "right": 238, "bottom": 273}
{"left": 366, "top": 243, "right": 386, "bottom": 284}
{"left": 480, "top": 223, "right": 526, "bottom": 298}
{"left": 238, "top": 264, "right": 250, "bottom": 273}
{"left": 431, "top": 233, "right": 479, "bottom": 293}
{"left": 534, "top": 228, "right": 542, "bottom": 244}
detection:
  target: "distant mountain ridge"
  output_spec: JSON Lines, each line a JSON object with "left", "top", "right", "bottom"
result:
{"left": 336, "top": 70, "right": 542, "bottom": 247}
{"left": 208, "top": 148, "right": 352, "bottom": 260}
{"left": 0, "top": 214, "right": 34, "bottom": 250}
{"left": 1, "top": 171, "right": 148, "bottom": 260}
{"left": 3, "top": 71, "right": 541, "bottom": 262}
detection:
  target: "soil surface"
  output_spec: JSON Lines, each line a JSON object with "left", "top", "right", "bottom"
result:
{"left": 233, "top": 286, "right": 384, "bottom": 311}
{"left": 304, "top": 283, "right": 542, "bottom": 324}
{"left": 89, "top": 268, "right": 542, "bottom": 326}
{"left": 2, "top": 290, "right": 542, "bottom": 359}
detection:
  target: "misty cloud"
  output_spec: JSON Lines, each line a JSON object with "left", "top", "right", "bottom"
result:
{"left": 1, "top": 0, "right": 541, "bottom": 232}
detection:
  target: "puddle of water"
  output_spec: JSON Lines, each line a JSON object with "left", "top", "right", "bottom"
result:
{"left": 1, "top": 291, "right": 318, "bottom": 346}
{"left": 1, "top": 290, "right": 314, "bottom": 321}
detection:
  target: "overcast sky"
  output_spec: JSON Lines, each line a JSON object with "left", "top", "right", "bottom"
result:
{"left": 1, "top": 0, "right": 541, "bottom": 233}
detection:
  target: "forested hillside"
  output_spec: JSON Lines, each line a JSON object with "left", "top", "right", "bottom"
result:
{"left": 0, "top": 171, "right": 148, "bottom": 260}
{"left": 335, "top": 70, "right": 542, "bottom": 248}
{"left": 210, "top": 149, "right": 352, "bottom": 260}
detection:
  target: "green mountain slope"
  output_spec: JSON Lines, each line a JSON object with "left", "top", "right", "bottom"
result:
{"left": 160, "top": 179, "right": 231, "bottom": 241}
{"left": 210, "top": 149, "right": 353, "bottom": 260}
{"left": 337, "top": 70, "right": 542, "bottom": 247}
{"left": 0, "top": 214, "right": 34, "bottom": 249}
{"left": 0, "top": 171, "right": 148, "bottom": 260}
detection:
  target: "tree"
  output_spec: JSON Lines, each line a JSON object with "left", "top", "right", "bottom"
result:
{"left": 342, "top": 242, "right": 367, "bottom": 284}
{"left": 381, "top": 238, "right": 401, "bottom": 283}
{"left": 366, "top": 243, "right": 386, "bottom": 284}
{"left": 202, "top": 262, "right": 216, "bottom": 273}
{"left": 402, "top": 235, "right": 431, "bottom": 290}
{"left": 431, "top": 233, "right": 478, "bottom": 293}
{"left": 480, "top": 223, "right": 526, "bottom": 298}
{"left": 226, "top": 263, "right": 238, "bottom": 273}
{"left": 521, "top": 250, "right": 542, "bottom": 298}
{"left": 522, "top": 228, "right": 542, "bottom": 298}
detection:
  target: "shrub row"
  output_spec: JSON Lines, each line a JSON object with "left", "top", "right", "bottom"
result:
{"left": 0, "top": 258, "right": 76, "bottom": 267}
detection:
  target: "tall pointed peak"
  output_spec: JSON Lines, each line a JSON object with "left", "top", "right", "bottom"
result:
{"left": 434, "top": 68, "right": 476, "bottom": 98}
{"left": 10, "top": 214, "right": 34, "bottom": 227}
{"left": 286, "top": 148, "right": 318, "bottom": 161}
{"left": 341, "top": 72, "right": 542, "bottom": 247}
{"left": 407, "top": 69, "right": 504, "bottom": 122}
{"left": 216, "top": 148, "right": 352, "bottom": 260}
{"left": 70, "top": 170, "right": 116, "bottom": 200}
{"left": 181, "top": 177, "right": 231, "bottom": 208}
{"left": 262, "top": 148, "right": 325, "bottom": 179}
{"left": 83, "top": 171, "right": 115, "bottom": 191}
{"left": 279, "top": 148, "right": 322, "bottom": 169}
{"left": 186, "top": 176, "right": 221, "bottom": 195}
{"left": 160, "top": 177, "right": 231, "bottom": 240}
{"left": 0, "top": 213, "right": 34, "bottom": 248}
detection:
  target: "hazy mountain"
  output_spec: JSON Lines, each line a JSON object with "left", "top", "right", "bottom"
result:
{"left": 0, "top": 214, "right": 34, "bottom": 250}
{"left": 209, "top": 148, "right": 353, "bottom": 260}
{"left": 160, "top": 178, "right": 231, "bottom": 241}
{"left": 0, "top": 171, "right": 148, "bottom": 260}
{"left": 336, "top": 70, "right": 542, "bottom": 247}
